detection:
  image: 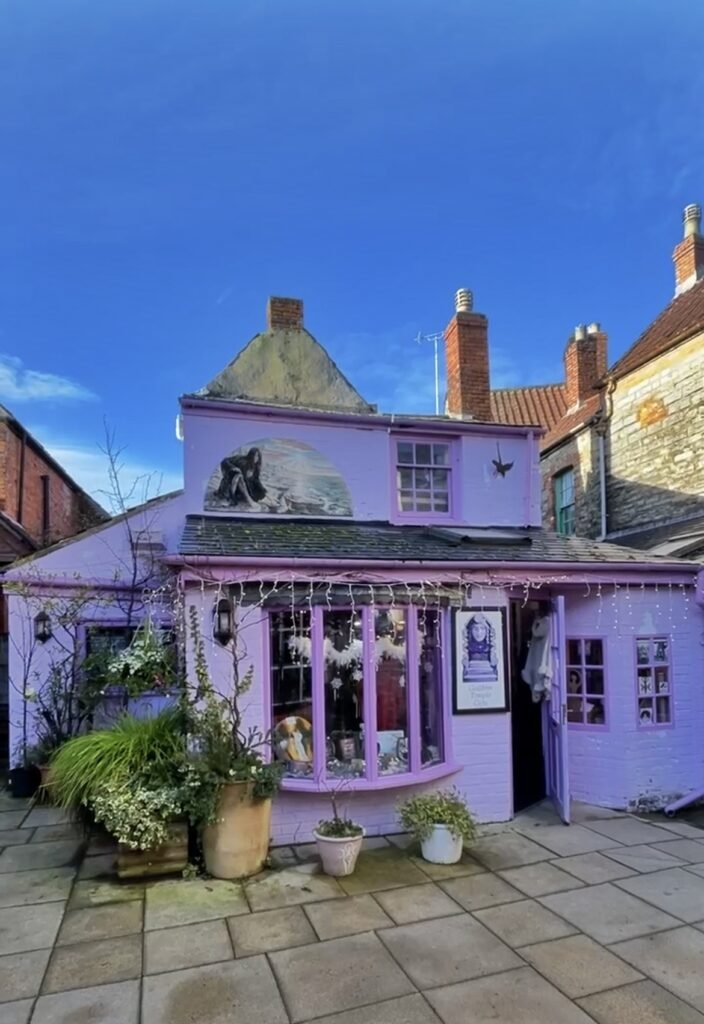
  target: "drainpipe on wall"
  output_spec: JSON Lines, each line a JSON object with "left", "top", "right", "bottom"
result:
{"left": 16, "top": 427, "right": 27, "bottom": 525}
{"left": 595, "top": 375, "right": 615, "bottom": 542}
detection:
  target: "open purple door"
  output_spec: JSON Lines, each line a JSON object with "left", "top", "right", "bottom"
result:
{"left": 543, "top": 595, "right": 570, "bottom": 824}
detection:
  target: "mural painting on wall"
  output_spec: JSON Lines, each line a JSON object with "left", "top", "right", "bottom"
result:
{"left": 205, "top": 438, "right": 353, "bottom": 516}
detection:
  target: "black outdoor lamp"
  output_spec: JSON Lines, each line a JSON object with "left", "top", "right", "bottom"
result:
{"left": 34, "top": 611, "right": 52, "bottom": 643}
{"left": 213, "top": 597, "right": 233, "bottom": 646}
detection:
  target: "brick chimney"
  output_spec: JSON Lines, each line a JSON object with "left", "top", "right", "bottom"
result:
{"left": 444, "top": 289, "right": 491, "bottom": 420}
{"left": 267, "top": 296, "right": 304, "bottom": 330}
{"left": 564, "top": 322, "right": 608, "bottom": 407}
{"left": 673, "top": 204, "right": 704, "bottom": 295}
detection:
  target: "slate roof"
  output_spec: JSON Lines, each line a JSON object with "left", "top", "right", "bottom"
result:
{"left": 608, "top": 514, "right": 704, "bottom": 559}
{"left": 610, "top": 276, "right": 704, "bottom": 381}
{"left": 179, "top": 516, "right": 695, "bottom": 567}
{"left": 490, "top": 384, "right": 567, "bottom": 433}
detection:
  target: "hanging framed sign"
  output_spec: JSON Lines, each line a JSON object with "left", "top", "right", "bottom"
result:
{"left": 453, "top": 608, "right": 509, "bottom": 713}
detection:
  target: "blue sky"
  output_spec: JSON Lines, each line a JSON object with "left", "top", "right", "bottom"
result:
{"left": 1, "top": 0, "right": 703, "bottom": 503}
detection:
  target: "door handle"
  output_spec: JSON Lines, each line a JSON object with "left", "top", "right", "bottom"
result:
{"left": 561, "top": 703, "right": 567, "bottom": 725}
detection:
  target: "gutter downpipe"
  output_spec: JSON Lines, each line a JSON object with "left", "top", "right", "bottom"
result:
{"left": 16, "top": 426, "right": 27, "bottom": 525}
{"left": 596, "top": 375, "right": 615, "bottom": 541}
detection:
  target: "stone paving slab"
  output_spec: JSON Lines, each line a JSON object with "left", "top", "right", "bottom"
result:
{"left": 497, "top": 861, "right": 585, "bottom": 896}
{"left": 470, "top": 832, "right": 554, "bottom": 871}
{"left": 586, "top": 818, "right": 679, "bottom": 847}
{"left": 68, "top": 878, "right": 146, "bottom": 910}
{"left": 602, "top": 843, "right": 686, "bottom": 873}
{"left": 612, "top": 926, "right": 704, "bottom": 1012}
{"left": 228, "top": 905, "right": 317, "bottom": 957}
{"left": 0, "top": 810, "right": 29, "bottom": 830}
{"left": 615, "top": 867, "right": 704, "bottom": 923}
{"left": 246, "top": 868, "right": 344, "bottom": 911}
{"left": 540, "top": 882, "right": 680, "bottom": 943}
{"left": 0, "top": 900, "right": 65, "bottom": 954}
{"left": 145, "top": 878, "right": 249, "bottom": 929}
{"left": 410, "top": 851, "right": 486, "bottom": 880}
{"left": 424, "top": 964, "right": 595, "bottom": 1024}
{"left": 57, "top": 899, "right": 144, "bottom": 945}
{"left": 649, "top": 838, "right": 704, "bottom": 864}
{"left": 29, "top": 824, "right": 82, "bottom": 843}
{"left": 32, "top": 979, "right": 141, "bottom": 1024}
{"left": 336, "top": 848, "right": 428, "bottom": 895}
{"left": 304, "top": 893, "right": 393, "bottom": 939}
{"left": 378, "top": 912, "right": 521, "bottom": 989}
{"left": 570, "top": 803, "right": 626, "bottom": 824}
{"left": 0, "top": 867, "right": 75, "bottom": 908}
{"left": 513, "top": 823, "right": 621, "bottom": 857}
{"left": 1, "top": 998, "right": 33, "bottom": 1024}
{"left": 474, "top": 896, "right": 577, "bottom": 947}
{"left": 652, "top": 820, "right": 704, "bottom": 840}
{"left": 42, "top": 932, "right": 142, "bottom": 993}
{"left": 519, "top": 933, "right": 644, "bottom": 997}
{"left": 77, "top": 851, "right": 117, "bottom": 878}
{"left": 552, "top": 851, "right": 639, "bottom": 884}
{"left": 374, "top": 882, "right": 463, "bottom": 923}
{"left": 145, "top": 919, "right": 234, "bottom": 974}
{"left": 270, "top": 933, "right": 414, "bottom": 1022}
{"left": 439, "top": 872, "right": 523, "bottom": 911}
{"left": 0, "top": 947, "right": 51, "bottom": 1002}
{"left": 0, "top": 838, "right": 83, "bottom": 874}
{"left": 577, "top": 978, "right": 704, "bottom": 1023}
{"left": 0, "top": 829, "right": 32, "bottom": 847}
{"left": 299, "top": 993, "right": 443, "bottom": 1024}
{"left": 19, "top": 807, "right": 72, "bottom": 829}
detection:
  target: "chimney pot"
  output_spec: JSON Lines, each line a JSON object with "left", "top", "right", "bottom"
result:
{"left": 574, "top": 324, "right": 587, "bottom": 341}
{"left": 586, "top": 322, "right": 601, "bottom": 336}
{"left": 267, "top": 296, "right": 304, "bottom": 331}
{"left": 455, "top": 288, "right": 473, "bottom": 313}
{"left": 683, "top": 203, "right": 702, "bottom": 238}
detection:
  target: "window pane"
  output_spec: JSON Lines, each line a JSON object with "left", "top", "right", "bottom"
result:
{"left": 270, "top": 612, "right": 314, "bottom": 778}
{"left": 654, "top": 639, "right": 669, "bottom": 663}
{"left": 432, "top": 495, "right": 449, "bottom": 512}
{"left": 398, "top": 468, "right": 413, "bottom": 490}
{"left": 656, "top": 696, "right": 670, "bottom": 723}
{"left": 584, "top": 639, "right": 603, "bottom": 666}
{"left": 399, "top": 492, "right": 415, "bottom": 511}
{"left": 636, "top": 641, "right": 650, "bottom": 665}
{"left": 567, "top": 639, "right": 582, "bottom": 665}
{"left": 419, "top": 611, "right": 443, "bottom": 766}
{"left": 415, "top": 444, "right": 432, "bottom": 465}
{"left": 324, "top": 611, "right": 365, "bottom": 779}
{"left": 586, "top": 699, "right": 605, "bottom": 725}
{"left": 397, "top": 442, "right": 414, "bottom": 464}
{"left": 433, "top": 444, "right": 449, "bottom": 466}
{"left": 567, "top": 697, "right": 583, "bottom": 723}
{"left": 375, "top": 610, "right": 408, "bottom": 776}
{"left": 432, "top": 469, "right": 449, "bottom": 491}
{"left": 655, "top": 667, "right": 669, "bottom": 693}
{"left": 416, "top": 497, "right": 432, "bottom": 511}
{"left": 637, "top": 669, "right": 653, "bottom": 696}
{"left": 639, "top": 698, "right": 654, "bottom": 725}
{"left": 415, "top": 468, "right": 431, "bottom": 490}
{"left": 568, "top": 669, "right": 583, "bottom": 694}
{"left": 585, "top": 669, "right": 604, "bottom": 695}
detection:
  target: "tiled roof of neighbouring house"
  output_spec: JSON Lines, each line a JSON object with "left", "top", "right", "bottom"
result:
{"left": 179, "top": 516, "right": 696, "bottom": 567}
{"left": 541, "top": 393, "right": 602, "bottom": 452}
{"left": 490, "top": 384, "right": 567, "bottom": 433}
{"left": 610, "top": 276, "right": 704, "bottom": 382}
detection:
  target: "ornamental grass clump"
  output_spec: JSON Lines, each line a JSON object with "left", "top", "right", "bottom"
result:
{"left": 398, "top": 788, "right": 477, "bottom": 844}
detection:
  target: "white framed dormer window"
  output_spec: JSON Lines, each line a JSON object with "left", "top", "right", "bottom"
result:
{"left": 395, "top": 439, "right": 453, "bottom": 517}
{"left": 554, "top": 468, "right": 575, "bottom": 535}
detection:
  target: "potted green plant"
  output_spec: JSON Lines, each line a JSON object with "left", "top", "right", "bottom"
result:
{"left": 182, "top": 607, "right": 282, "bottom": 880}
{"left": 398, "top": 788, "right": 477, "bottom": 864}
{"left": 313, "top": 788, "right": 364, "bottom": 876}
{"left": 49, "top": 707, "right": 189, "bottom": 878}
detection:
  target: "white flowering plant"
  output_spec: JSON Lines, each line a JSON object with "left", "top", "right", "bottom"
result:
{"left": 92, "top": 782, "right": 183, "bottom": 851}
{"left": 105, "top": 618, "right": 176, "bottom": 696}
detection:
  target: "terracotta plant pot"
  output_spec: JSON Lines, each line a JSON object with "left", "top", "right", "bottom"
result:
{"left": 313, "top": 828, "right": 365, "bottom": 877}
{"left": 202, "top": 781, "right": 272, "bottom": 879}
{"left": 116, "top": 820, "right": 189, "bottom": 880}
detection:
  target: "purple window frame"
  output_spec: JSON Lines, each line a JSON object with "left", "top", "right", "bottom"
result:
{"left": 390, "top": 435, "right": 461, "bottom": 524}
{"left": 635, "top": 636, "right": 674, "bottom": 730}
{"left": 268, "top": 605, "right": 457, "bottom": 792}
{"left": 565, "top": 636, "right": 608, "bottom": 730}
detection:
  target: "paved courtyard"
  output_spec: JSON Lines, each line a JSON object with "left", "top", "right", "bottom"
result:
{"left": 3, "top": 794, "right": 704, "bottom": 1022}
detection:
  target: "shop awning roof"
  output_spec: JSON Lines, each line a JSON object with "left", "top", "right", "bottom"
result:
{"left": 179, "top": 517, "right": 697, "bottom": 567}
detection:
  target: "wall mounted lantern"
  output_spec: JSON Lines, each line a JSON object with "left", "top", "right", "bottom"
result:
{"left": 34, "top": 611, "right": 52, "bottom": 644}
{"left": 213, "top": 598, "right": 234, "bottom": 646}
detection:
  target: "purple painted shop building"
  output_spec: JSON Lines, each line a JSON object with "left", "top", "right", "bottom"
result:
{"left": 7, "top": 294, "right": 704, "bottom": 839}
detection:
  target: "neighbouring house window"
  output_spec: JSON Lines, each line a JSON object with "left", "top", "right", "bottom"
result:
{"left": 270, "top": 611, "right": 313, "bottom": 777}
{"left": 396, "top": 440, "right": 452, "bottom": 515}
{"left": 554, "top": 468, "right": 575, "bottom": 535}
{"left": 85, "top": 624, "right": 136, "bottom": 661}
{"left": 270, "top": 604, "right": 449, "bottom": 785}
{"left": 566, "top": 638, "right": 606, "bottom": 726}
{"left": 636, "top": 637, "right": 672, "bottom": 726}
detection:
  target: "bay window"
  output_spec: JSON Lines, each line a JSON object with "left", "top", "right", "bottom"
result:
{"left": 270, "top": 602, "right": 450, "bottom": 787}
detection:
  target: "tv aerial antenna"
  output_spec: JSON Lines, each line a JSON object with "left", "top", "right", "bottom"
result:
{"left": 415, "top": 331, "right": 443, "bottom": 414}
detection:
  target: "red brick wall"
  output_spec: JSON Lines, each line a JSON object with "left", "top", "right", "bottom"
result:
{"left": 0, "top": 422, "right": 100, "bottom": 547}
{"left": 564, "top": 332, "right": 607, "bottom": 407}
{"left": 445, "top": 312, "right": 492, "bottom": 420}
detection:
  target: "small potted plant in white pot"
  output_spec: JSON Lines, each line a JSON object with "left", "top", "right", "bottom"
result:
{"left": 313, "top": 790, "right": 364, "bottom": 877}
{"left": 398, "top": 788, "right": 476, "bottom": 864}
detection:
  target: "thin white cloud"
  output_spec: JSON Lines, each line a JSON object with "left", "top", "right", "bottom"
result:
{"left": 0, "top": 355, "right": 97, "bottom": 403}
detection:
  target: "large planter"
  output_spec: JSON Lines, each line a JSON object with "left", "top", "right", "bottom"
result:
{"left": 7, "top": 765, "right": 40, "bottom": 799}
{"left": 202, "top": 782, "right": 272, "bottom": 879}
{"left": 420, "top": 824, "right": 463, "bottom": 865}
{"left": 313, "top": 828, "right": 365, "bottom": 877}
{"left": 117, "top": 820, "right": 189, "bottom": 880}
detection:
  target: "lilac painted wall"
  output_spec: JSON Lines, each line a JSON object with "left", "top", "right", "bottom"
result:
{"left": 565, "top": 587, "right": 704, "bottom": 811}
{"left": 182, "top": 404, "right": 541, "bottom": 528}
